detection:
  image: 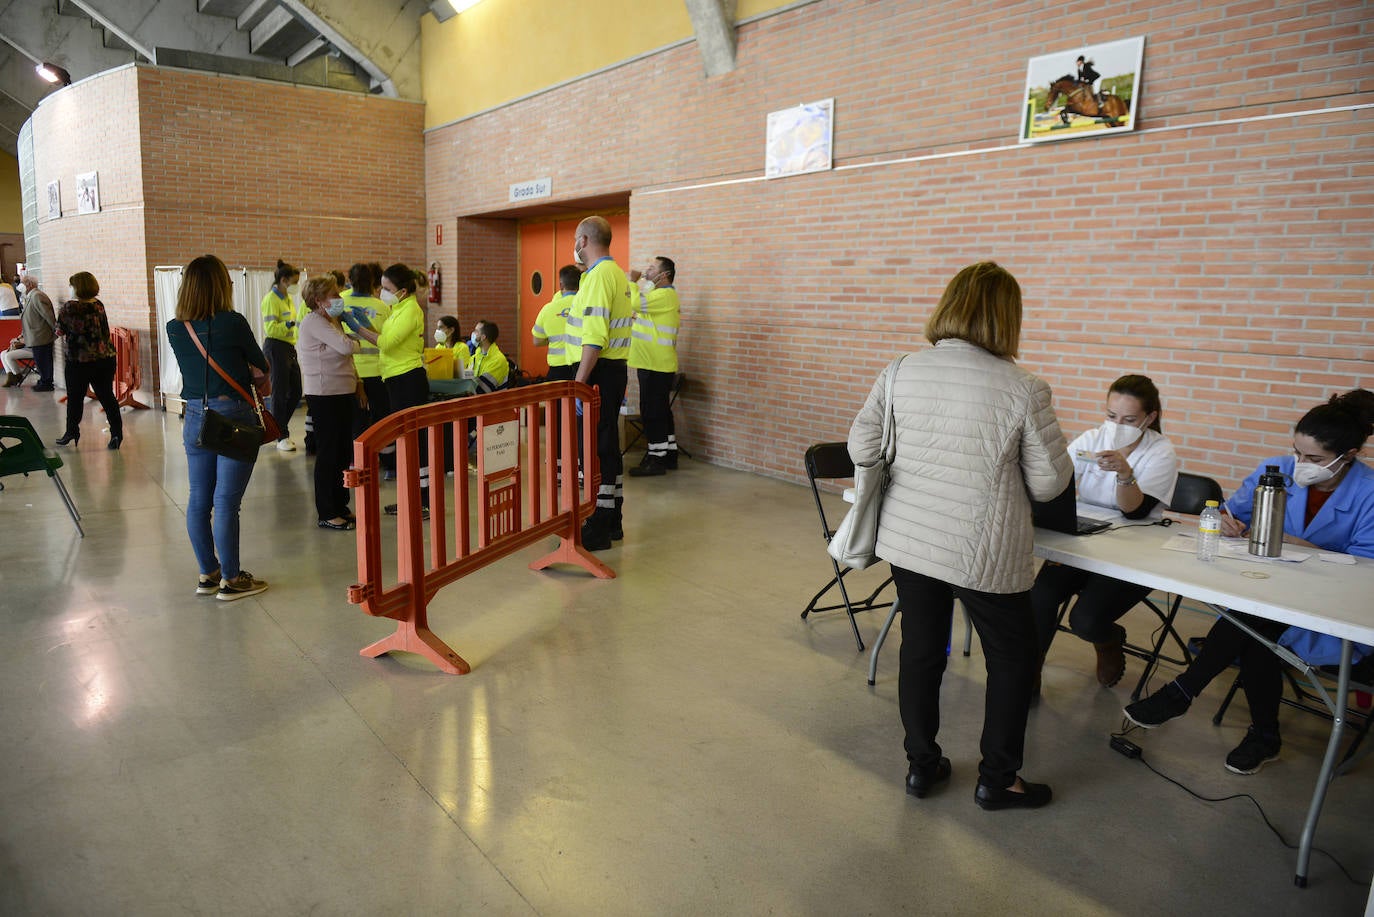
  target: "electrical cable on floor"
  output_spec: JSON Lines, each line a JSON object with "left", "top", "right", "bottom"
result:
{"left": 1112, "top": 721, "right": 1367, "bottom": 886}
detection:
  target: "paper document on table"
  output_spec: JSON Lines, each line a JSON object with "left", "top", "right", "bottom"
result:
{"left": 1159, "top": 531, "right": 1310, "bottom": 563}
{"left": 1076, "top": 504, "right": 1124, "bottom": 523}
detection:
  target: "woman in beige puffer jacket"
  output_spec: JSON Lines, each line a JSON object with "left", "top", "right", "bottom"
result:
{"left": 848, "top": 262, "right": 1071, "bottom": 810}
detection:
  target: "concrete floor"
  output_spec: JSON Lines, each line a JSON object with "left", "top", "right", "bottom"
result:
{"left": 2, "top": 389, "right": 1371, "bottom": 916}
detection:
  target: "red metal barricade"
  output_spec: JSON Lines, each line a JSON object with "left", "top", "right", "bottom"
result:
{"left": 344, "top": 380, "right": 613, "bottom": 674}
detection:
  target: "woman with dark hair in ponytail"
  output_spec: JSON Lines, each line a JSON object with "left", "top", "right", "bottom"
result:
{"left": 260, "top": 259, "right": 304, "bottom": 452}
{"left": 1125, "top": 389, "right": 1374, "bottom": 774}
{"left": 1030, "top": 374, "right": 1180, "bottom": 690}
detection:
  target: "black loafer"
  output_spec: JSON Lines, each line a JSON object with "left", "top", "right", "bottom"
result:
{"left": 906, "top": 757, "right": 952, "bottom": 798}
{"left": 974, "top": 778, "right": 1052, "bottom": 810}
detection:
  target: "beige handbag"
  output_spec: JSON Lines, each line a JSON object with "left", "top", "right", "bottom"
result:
{"left": 828, "top": 355, "right": 903, "bottom": 570}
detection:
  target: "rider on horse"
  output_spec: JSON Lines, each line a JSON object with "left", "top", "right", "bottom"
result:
{"left": 1076, "top": 56, "right": 1103, "bottom": 104}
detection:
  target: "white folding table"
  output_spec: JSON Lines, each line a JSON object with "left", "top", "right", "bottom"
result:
{"left": 1034, "top": 521, "right": 1374, "bottom": 888}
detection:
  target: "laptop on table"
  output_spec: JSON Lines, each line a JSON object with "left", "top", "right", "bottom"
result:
{"left": 1031, "top": 476, "right": 1112, "bottom": 536}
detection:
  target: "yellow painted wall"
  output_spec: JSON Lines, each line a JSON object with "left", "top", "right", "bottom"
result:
{"left": 421, "top": 0, "right": 800, "bottom": 128}
{"left": 0, "top": 152, "right": 23, "bottom": 234}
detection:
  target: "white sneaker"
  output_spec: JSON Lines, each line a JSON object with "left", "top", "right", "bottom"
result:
{"left": 276, "top": 438, "right": 296, "bottom": 452}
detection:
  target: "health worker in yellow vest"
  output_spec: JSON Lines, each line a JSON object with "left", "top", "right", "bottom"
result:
{"left": 434, "top": 315, "right": 470, "bottom": 378}
{"left": 344, "top": 263, "right": 429, "bottom": 515}
{"left": 469, "top": 320, "right": 510, "bottom": 394}
{"left": 567, "top": 216, "right": 634, "bottom": 551}
{"left": 532, "top": 265, "right": 580, "bottom": 383}
{"left": 341, "top": 262, "right": 395, "bottom": 473}
{"left": 260, "top": 259, "right": 305, "bottom": 452}
{"left": 627, "top": 256, "right": 681, "bottom": 477}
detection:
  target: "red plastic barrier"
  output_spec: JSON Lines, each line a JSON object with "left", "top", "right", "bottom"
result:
{"left": 110, "top": 327, "right": 148, "bottom": 409}
{"left": 344, "top": 380, "right": 612, "bottom": 674}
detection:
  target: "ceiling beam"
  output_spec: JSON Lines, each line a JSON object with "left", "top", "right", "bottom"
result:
{"left": 683, "top": 0, "right": 736, "bottom": 77}
{"left": 61, "top": 0, "right": 157, "bottom": 64}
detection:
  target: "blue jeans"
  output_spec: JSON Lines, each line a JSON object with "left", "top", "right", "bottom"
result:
{"left": 183, "top": 397, "right": 259, "bottom": 580}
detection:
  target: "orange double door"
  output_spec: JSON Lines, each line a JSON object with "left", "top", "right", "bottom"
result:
{"left": 516, "top": 213, "right": 629, "bottom": 377}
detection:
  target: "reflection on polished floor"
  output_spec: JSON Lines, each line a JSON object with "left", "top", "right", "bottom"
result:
{"left": 2, "top": 390, "right": 1371, "bottom": 915}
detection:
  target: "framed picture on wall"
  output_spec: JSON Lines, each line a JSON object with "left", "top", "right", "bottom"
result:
{"left": 76, "top": 171, "right": 100, "bottom": 214}
{"left": 765, "top": 99, "right": 834, "bottom": 179}
{"left": 1020, "top": 37, "right": 1144, "bottom": 143}
{"left": 46, "top": 181, "right": 60, "bottom": 220}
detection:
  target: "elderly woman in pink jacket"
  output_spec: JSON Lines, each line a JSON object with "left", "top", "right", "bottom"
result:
{"left": 848, "top": 262, "right": 1071, "bottom": 810}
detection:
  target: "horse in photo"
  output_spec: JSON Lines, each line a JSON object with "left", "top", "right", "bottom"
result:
{"left": 1046, "top": 75, "right": 1129, "bottom": 127}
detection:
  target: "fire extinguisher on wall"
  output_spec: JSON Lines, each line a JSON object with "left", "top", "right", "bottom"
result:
{"left": 428, "top": 263, "right": 441, "bottom": 304}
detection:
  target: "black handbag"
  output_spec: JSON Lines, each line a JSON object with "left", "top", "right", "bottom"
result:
{"left": 196, "top": 405, "right": 263, "bottom": 462}
{"left": 185, "top": 320, "right": 265, "bottom": 462}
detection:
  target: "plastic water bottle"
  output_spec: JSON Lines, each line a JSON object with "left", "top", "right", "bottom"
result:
{"left": 1197, "top": 500, "right": 1222, "bottom": 562}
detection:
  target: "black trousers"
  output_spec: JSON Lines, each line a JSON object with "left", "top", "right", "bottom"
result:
{"left": 263, "top": 338, "right": 301, "bottom": 439}
{"left": 385, "top": 367, "right": 430, "bottom": 497}
{"left": 1176, "top": 613, "right": 1288, "bottom": 736}
{"left": 637, "top": 368, "right": 675, "bottom": 457}
{"left": 1030, "top": 563, "right": 1154, "bottom": 654}
{"left": 892, "top": 565, "right": 1038, "bottom": 788}
{"left": 578, "top": 357, "right": 626, "bottom": 515}
{"left": 63, "top": 357, "right": 121, "bottom": 439}
{"left": 33, "top": 342, "right": 55, "bottom": 387}
{"left": 545, "top": 364, "right": 576, "bottom": 459}
{"left": 355, "top": 375, "right": 394, "bottom": 472}
{"left": 306, "top": 393, "right": 354, "bottom": 521}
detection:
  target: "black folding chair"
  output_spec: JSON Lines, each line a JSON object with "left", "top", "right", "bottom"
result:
{"left": 801, "top": 442, "right": 893, "bottom": 651}
{"left": 1057, "top": 470, "right": 1224, "bottom": 700}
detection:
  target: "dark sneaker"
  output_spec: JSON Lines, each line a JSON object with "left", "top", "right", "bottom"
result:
{"left": 581, "top": 517, "right": 612, "bottom": 551}
{"left": 1225, "top": 727, "right": 1281, "bottom": 774}
{"left": 1123, "top": 681, "right": 1191, "bottom": 728}
{"left": 196, "top": 568, "right": 221, "bottom": 596}
{"left": 217, "top": 571, "right": 268, "bottom": 602}
{"left": 663, "top": 452, "right": 678, "bottom": 470}
{"left": 628, "top": 455, "right": 668, "bottom": 477}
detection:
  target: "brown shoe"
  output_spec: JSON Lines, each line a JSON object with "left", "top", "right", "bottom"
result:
{"left": 1093, "top": 639, "right": 1126, "bottom": 687}
{"left": 2, "top": 372, "right": 18, "bottom": 387}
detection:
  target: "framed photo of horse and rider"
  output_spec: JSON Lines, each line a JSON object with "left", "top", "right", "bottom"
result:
{"left": 1021, "top": 36, "right": 1144, "bottom": 144}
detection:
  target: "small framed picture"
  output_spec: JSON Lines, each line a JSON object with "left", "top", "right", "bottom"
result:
{"left": 46, "top": 180, "right": 60, "bottom": 220}
{"left": 765, "top": 99, "right": 834, "bottom": 179}
{"left": 1020, "top": 37, "right": 1144, "bottom": 143}
{"left": 76, "top": 171, "right": 100, "bottom": 214}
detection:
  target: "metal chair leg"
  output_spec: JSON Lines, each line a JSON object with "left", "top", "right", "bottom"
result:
{"left": 51, "top": 471, "right": 84, "bottom": 538}
{"left": 869, "top": 598, "right": 900, "bottom": 686}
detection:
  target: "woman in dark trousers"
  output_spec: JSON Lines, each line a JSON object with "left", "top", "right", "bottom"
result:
{"left": 55, "top": 271, "right": 124, "bottom": 450}
{"left": 260, "top": 259, "right": 303, "bottom": 452}
{"left": 297, "top": 274, "right": 362, "bottom": 530}
{"left": 165, "top": 254, "right": 271, "bottom": 602}
{"left": 847, "top": 262, "right": 1072, "bottom": 809}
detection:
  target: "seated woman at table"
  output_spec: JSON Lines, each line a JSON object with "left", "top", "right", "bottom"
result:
{"left": 1030, "top": 375, "right": 1179, "bottom": 689}
{"left": 1124, "top": 389, "right": 1374, "bottom": 774}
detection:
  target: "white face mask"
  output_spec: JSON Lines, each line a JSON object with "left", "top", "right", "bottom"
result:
{"left": 286, "top": 284, "right": 299, "bottom": 297}
{"left": 379, "top": 289, "right": 398, "bottom": 305}
{"left": 433, "top": 328, "right": 447, "bottom": 344}
{"left": 1292, "top": 454, "right": 1345, "bottom": 488}
{"left": 636, "top": 276, "right": 654, "bottom": 294}
{"left": 1100, "top": 420, "right": 1144, "bottom": 451}
{"left": 572, "top": 243, "right": 584, "bottom": 266}
{"left": 67, "top": 286, "right": 77, "bottom": 301}
{"left": 325, "top": 298, "right": 347, "bottom": 318}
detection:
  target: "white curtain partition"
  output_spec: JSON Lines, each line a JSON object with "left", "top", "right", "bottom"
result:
{"left": 152, "top": 266, "right": 286, "bottom": 407}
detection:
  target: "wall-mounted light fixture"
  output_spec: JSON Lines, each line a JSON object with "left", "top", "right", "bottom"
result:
{"left": 36, "top": 62, "right": 72, "bottom": 86}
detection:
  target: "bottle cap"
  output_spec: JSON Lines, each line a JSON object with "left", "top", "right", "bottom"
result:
{"left": 1205, "top": 500, "right": 1219, "bottom": 507}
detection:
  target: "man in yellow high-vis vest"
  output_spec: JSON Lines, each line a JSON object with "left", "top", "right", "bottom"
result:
{"left": 627, "top": 256, "right": 681, "bottom": 477}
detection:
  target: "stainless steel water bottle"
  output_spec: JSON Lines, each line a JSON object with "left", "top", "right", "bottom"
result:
{"left": 1248, "top": 465, "right": 1287, "bottom": 558}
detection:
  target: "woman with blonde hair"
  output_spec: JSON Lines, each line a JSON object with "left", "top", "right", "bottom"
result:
{"left": 166, "top": 255, "right": 271, "bottom": 601}
{"left": 297, "top": 274, "right": 362, "bottom": 530}
{"left": 848, "top": 262, "right": 1071, "bottom": 809}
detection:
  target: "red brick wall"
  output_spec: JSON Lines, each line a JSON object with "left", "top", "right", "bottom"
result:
{"left": 31, "top": 65, "right": 427, "bottom": 394}
{"left": 423, "top": 0, "right": 1373, "bottom": 493}
{"left": 31, "top": 68, "right": 150, "bottom": 355}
